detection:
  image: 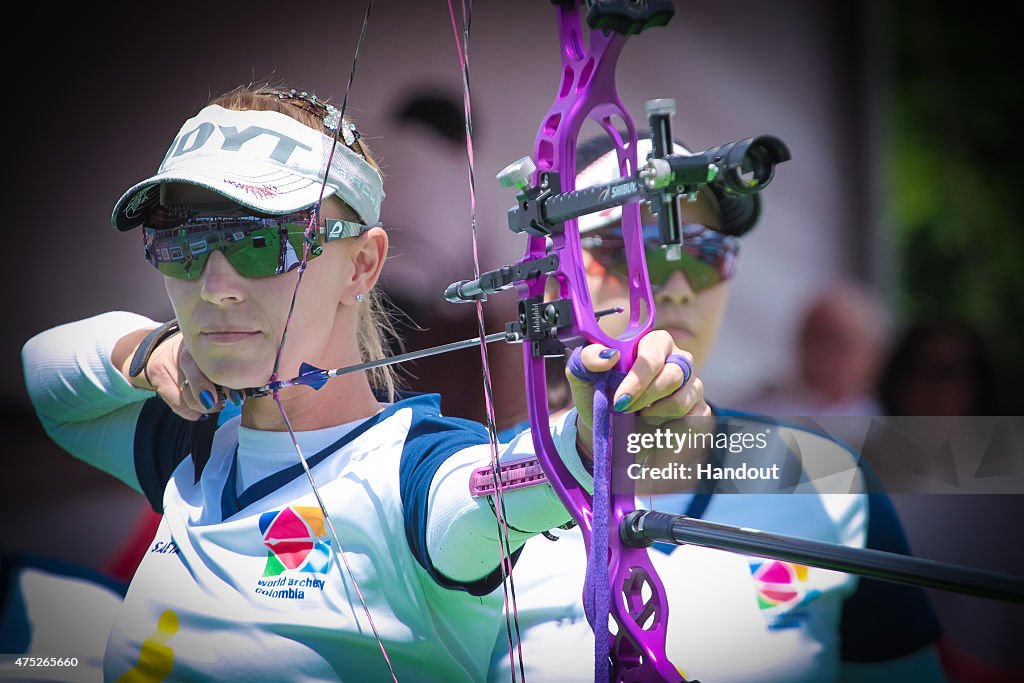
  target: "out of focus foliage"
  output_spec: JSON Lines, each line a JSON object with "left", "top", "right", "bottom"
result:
{"left": 886, "top": 1, "right": 1024, "bottom": 411}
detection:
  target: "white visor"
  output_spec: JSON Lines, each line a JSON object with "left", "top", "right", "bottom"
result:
{"left": 112, "top": 105, "right": 384, "bottom": 230}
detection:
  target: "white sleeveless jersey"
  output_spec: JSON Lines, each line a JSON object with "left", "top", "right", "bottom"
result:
{"left": 105, "top": 397, "right": 519, "bottom": 682}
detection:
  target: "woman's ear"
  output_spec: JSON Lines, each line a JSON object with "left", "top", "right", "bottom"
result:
{"left": 344, "top": 227, "right": 388, "bottom": 305}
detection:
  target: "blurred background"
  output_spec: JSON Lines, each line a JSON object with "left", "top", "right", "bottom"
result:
{"left": 2, "top": 0, "right": 1022, "bottom": 677}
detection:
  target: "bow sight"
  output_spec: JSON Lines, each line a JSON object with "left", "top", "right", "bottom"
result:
{"left": 493, "top": 97, "right": 788, "bottom": 251}
{"left": 444, "top": 98, "right": 790, "bottom": 349}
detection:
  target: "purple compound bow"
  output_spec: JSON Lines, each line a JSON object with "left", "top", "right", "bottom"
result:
{"left": 506, "top": 5, "right": 681, "bottom": 681}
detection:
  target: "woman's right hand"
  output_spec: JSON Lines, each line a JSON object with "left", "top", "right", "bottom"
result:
{"left": 138, "top": 333, "right": 224, "bottom": 421}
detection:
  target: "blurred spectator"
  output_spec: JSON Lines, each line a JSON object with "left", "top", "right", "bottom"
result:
{"left": 739, "top": 281, "right": 888, "bottom": 417}
{"left": 878, "top": 320, "right": 998, "bottom": 416}
{"left": 375, "top": 90, "right": 478, "bottom": 318}
{"left": 372, "top": 90, "right": 505, "bottom": 424}
{"left": 1, "top": 549, "right": 126, "bottom": 676}
{"left": 878, "top": 321, "right": 1016, "bottom": 683}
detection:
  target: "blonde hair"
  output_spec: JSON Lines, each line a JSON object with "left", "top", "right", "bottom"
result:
{"left": 209, "top": 83, "right": 402, "bottom": 401}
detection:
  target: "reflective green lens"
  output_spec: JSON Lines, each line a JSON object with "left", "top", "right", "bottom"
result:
{"left": 219, "top": 226, "right": 285, "bottom": 278}
{"left": 644, "top": 249, "right": 723, "bottom": 292}
{"left": 611, "top": 246, "right": 723, "bottom": 292}
{"left": 147, "top": 223, "right": 318, "bottom": 280}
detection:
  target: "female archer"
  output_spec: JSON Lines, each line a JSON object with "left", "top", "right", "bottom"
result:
{"left": 21, "top": 85, "right": 706, "bottom": 681}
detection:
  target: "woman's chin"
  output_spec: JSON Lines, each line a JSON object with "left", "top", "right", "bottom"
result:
{"left": 203, "top": 363, "right": 274, "bottom": 390}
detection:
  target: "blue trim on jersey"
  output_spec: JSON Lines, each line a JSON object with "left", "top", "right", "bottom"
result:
{"left": 134, "top": 397, "right": 199, "bottom": 513}
{"left": 496, "top": 422, "right": 528, "bottom": 443}
{"left": 222, "top": 397, "right": 420, "bottom": 519}
{"left": 396, "top": 395, "right": 528, "bottom": 596}
{"left": 135, "top": 392, "right": 519, "bottom": 592}
{"left": 508, "top": 402, "right": 940, "bottom": 660}
{"left": 0, "top": 550, "right": 29, "bottom": 653}
{"left": 677, "top": 403, "right": 940, "bottom": 661}
{"left": 134, "top": 402, "right": 242, "bottom": 513}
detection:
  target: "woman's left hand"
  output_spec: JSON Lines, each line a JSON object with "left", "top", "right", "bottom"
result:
{"left": 567, "top": 330, "right": 711, "bottom": 458}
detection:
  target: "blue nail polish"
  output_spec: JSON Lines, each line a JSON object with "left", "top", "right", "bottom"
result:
{"left": 599, "top": 349, "right": 618, "bottom": 359}
{"left": 613, "top": 394, "right": 632, "bottom": 412}
{"left": 229, "top": 390, "right": 244, "bottom": 406}
{"left": 199, "top": 390, "right": 215, "bottom": 410}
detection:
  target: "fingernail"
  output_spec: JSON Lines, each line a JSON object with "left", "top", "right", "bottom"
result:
{"left": 229, "top": 390, "right": 244, "bottom": 406}
{"left": 199, "top": 390, "right": 216, "bottom": 410}
{"left": 198, "top": 414, "right": 209, "bottom": 422}
{"left": 599, "top": 349, "right": 618, "bottom": 359}
{"left": 613, "top": 394, "right": 632, "bottom": 412}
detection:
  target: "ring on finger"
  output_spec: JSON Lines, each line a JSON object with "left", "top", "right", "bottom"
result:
{"left": 665, "top": 354, "right": 693, "bottom": 386}
{"left": 179, "top": 377, "right": 190, "bottom": 393}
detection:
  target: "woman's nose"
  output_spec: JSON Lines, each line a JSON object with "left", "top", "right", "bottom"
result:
{"left": 654, "top": 270, "right": 695, "bottom": 306}
{"left": 199, "top": 250, "right": 247, "bottom": 304}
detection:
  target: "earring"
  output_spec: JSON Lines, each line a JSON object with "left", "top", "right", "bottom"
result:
{"left": 355, "top": 293, "right": 365, "bottom": 303}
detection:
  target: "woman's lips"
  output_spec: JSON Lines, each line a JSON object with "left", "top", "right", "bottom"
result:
{"left": 201, "top": 331, "right": 260, "bottom": 343}
{"left": 663, "top": 325, "right": 695, "bottom": 340}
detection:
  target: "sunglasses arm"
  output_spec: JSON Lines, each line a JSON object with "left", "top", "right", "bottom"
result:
{"left": 319, "top": 219, "right": 382, "bottom": 243}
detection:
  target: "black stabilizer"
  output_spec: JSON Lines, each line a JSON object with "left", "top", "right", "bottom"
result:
{"left": 444, "top": 255, "right": 559, "bottom": 302}
{"left": 582, "top": 0, "right": 675, "bottom": 35}
{"left": 620, "top": 510, "right": 657, "bottom": 547}
{"left": 709, "top": 187, "right": 762, "bottom": 237}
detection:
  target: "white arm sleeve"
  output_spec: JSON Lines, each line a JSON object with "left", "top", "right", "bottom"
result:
{"left": 22, "top": 312, "right": 160, "bottom": 492}
{"left": 427, "top": 409, "right": 593, "bottom": 582}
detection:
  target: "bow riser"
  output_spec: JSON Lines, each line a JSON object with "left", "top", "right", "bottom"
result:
{"left": 525, "top": 9, "right": 654, "bottom": 353}
{"left": 521, "top": 3, "right": 681, "bottom": 681}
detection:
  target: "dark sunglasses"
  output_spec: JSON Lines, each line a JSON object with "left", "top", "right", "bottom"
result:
{"left": 142, "top": 205, "right": 379, "bottom": 280}
{"left": 581, "top": 224, "right": 740, "bottom": 292}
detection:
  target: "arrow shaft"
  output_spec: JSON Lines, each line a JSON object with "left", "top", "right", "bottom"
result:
{"left": 327, "top": 331, "right": 510, "bottom": 380}
{"left": 249, "top": 331, "right": 511, "bottom": 398}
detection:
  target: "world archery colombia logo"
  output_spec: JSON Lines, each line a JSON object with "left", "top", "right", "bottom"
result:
{"left": 255, "top": 506, "right": 332, "bottom": 600}
{"left": 748, "top": 560, "right": 821, "bottom": 630}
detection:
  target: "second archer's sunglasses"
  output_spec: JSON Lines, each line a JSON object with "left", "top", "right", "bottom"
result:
{"left": 581, "top": 224, "right": 740, "bottom": 292}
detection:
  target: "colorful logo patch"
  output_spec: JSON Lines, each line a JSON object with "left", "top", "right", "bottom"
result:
{"left": 259, "top": 506, "right": 332, "bottom": 577}
{"left": 748, "top": 560, "right": 820, "bottom": 629}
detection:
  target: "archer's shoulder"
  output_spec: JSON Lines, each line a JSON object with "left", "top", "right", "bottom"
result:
{"left": 386, "top": 392, "right": 490, "bottom": 444}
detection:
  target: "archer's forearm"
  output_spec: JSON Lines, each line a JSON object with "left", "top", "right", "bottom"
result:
{"left": 21, "top": 311, "right": 160, "bottom": 491}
